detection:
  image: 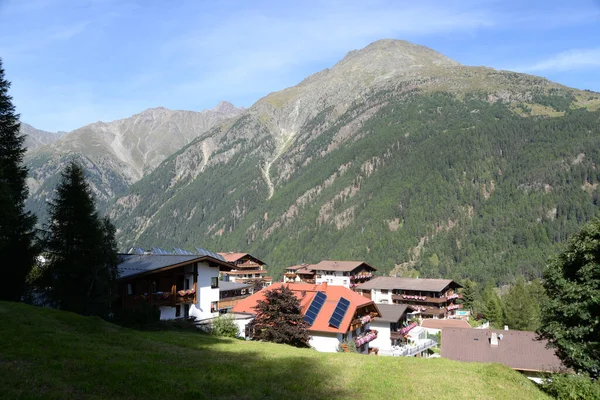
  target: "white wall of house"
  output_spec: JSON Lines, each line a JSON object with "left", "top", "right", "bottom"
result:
{"left": 189, "top": 261, "right": 220, "bottom": 320}
{"left": 371, "top": 289, "right": 392, "bottom": 304}
{"left": 370, "top": 320, "right": 392, "bottom": 352}
{"left": 310, "top": 332, "right": 341, "bottom": 352}
{"left": 159, "top": 306, "right": 177, "bottom": 320}
{"left": 315, "top": 271, "right": 350, "bottom": 288}
{"left": 422, "top": 327, "right": 442, "bottom": 336}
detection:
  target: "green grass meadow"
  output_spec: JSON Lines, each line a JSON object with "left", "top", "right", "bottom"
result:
{"left": 0, "top": 302, "right": 549, "bottom": 399}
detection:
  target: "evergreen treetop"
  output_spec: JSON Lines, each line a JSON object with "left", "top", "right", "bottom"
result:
{"left": 539, "top": 218, "right": 600, "bottom": 379}
{"left": 0, "top": 58, "right": 37, "bottom": 301}
{"left": 41, "top": 161, "right": 118, "bottom": 317}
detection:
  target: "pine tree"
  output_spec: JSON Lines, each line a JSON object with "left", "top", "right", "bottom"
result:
{"left": 503, "top": 277, "right": 542, "bottom": 331}
{"left": 248, "top": 286, "right": 311, "bottom": 348}
{"left": 0, "top": 58, "right": 37, "bottom": 301}
{"left": 459, "top": 278, "right": 478, "bottom": 313}
{"left": 481, "top": 283, "right": 504, "bottom": 328}
{"left": 41, "top": 161, "right": 118, "bottom": 317}
{"left": 539, "top": 218, "right": 600, "bottom": 379}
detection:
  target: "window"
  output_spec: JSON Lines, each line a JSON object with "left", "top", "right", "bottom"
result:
{"left": 241, "top": 289, "right": 247, "bottom": 295}
{"left": 211, "top": 276, "right": 218, "bottom": 289}
{"left": 211, "top": 301, "right": 218, "bottom": 313}
{"left": 381, "top": 289, "right": 388, "bottom": 294}
{"left": 127, "top": 283, "right": 133, "bottom": 295}
{"left": 381, "top": 299, "right": 389, "bottom": 304}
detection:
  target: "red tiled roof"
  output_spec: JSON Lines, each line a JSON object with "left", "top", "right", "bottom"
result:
{"left": 441, "top": 328, "right": 565, "bottom": 372}
{"left": 421, "top": 319, "right": 471, "bottom": 330}
{"left": 232, "top": 282, "right": 380, "bottom": 334}
{"left": 218, "top": 252, "right": 266, "bottom": 266}
{"left": 218, "top": 252, "right": 249, "bottom": 262}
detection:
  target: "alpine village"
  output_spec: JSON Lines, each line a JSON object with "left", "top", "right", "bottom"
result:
{"left": 1, "top": 12, "right": 600, "bottom": 400}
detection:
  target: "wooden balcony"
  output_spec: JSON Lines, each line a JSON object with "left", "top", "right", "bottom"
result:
{"left": 391, "top": 294, "right": 462, "bottom": 303}
{"left": 218, "top": 295, "right": 250, "bottom": 310}
{"left": 125, "top": 291, "right": 196, "bottom": 308}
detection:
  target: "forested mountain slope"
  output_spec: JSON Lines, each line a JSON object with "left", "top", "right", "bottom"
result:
{"left": 109, "top": 40, "right": 600, "bottom": 284}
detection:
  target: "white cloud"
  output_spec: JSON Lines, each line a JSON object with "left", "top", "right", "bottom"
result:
{"left": 517, "top": 48, "right": 600, "bottom": 72}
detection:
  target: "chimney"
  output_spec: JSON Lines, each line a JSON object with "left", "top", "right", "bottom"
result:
{"left": 490, "top": 332, "right": 499, "bottom": 347}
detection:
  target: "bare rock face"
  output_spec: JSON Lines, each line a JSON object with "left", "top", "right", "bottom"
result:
{"left": 20, "top": 123, "right": 63, "bottom": 152}
{"left": 25, "top": 102, "right": 244, "bottom": 216}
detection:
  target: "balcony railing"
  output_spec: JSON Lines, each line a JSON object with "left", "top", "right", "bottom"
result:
{"left": 126, "top": 289, "right": 196, "bottom": 307}
{"left": 391, "top": 339, "right": 437, "bottom": 357}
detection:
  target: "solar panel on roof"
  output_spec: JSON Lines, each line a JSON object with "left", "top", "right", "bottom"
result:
{"left": 328, "top": 297, "right": 350, "bottom": 328}
{"left": 194, "top": 247, "right": 226, "bottom": 261}
{"left": 128, "top": 247, "right": 144, "bottom": 255}
{"left": 151, "top": 247, "right": 171, "bottom": 255}
{"left": 304, "top": 291, "right": 327, "bottom": 325}
{"left": 173, "top": 247, "right": 193, "bottom": 255}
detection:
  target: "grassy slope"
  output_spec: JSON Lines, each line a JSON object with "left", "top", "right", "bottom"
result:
{"left": 0, "top": 303, "right": 548, "bottom": 400}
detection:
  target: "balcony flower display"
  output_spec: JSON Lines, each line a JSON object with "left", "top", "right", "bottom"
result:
{"left": 354, "top": 329, "right": 378, "bottom": 347}
{"left": 445, "top": 293, "right": 459, "bottom": 300}
{"left": 402, "top": 294, "right": 427, "bottom": 301}
{"left": 399, "top": 322, "right": 417, "bottom": 335}
{"left": 447, "top": 304, "right": 460, "bottom": 311}
{"left": 177, "top": 289, "right": 196, "bottom": 297}
{"left": 360, "top": 315, "right": 371, "bottom": 325}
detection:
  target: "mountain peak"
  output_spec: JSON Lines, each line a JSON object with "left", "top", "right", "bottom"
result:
{"left": 339, "top": 39, "right": 460, "bottom": 69}
{"left": 212, "top": 101, "right": 240, "bottom": 114}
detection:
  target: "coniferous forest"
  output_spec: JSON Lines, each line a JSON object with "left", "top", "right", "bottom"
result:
{"left": 111, "top": 89, "right": 600, "bottom": 285}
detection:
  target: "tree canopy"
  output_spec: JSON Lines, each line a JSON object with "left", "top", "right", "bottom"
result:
{"left": 249, "top": 286, "right": 311, "bottom": 348}
{"left": 503, "top": 277, "right": 543, "bottom": 331}
{"left": 0, "top": 58, "right": 37, "bottom": 301}
{"left": 539, "top": 218, "right": 600, "bottom": 379}
{"left": 40, "top": 161, "right": 118, "bottom": 317}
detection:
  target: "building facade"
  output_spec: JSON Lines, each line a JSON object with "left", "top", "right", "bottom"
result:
{"left": 232, "top": 282, "right": 382, "bottom": 353}
{"left": 117, "top": 248, "right": 233, "bottom": 321}
{"left": 283, "top": 260, "right": 376, "bottom": 290}
{"left": 357, "top": 277, "right": 463, "bottom": 319}
{"left": 219, "top": 252, "right": 273, "bottom": 288}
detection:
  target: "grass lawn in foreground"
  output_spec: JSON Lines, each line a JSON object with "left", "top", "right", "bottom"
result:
{"left": 0, "top": 302, "right": 549, "bottom": 400}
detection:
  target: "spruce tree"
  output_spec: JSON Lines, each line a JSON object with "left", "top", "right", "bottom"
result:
{"left": 481, "top": 283, "right": 504, "bottom": 328}
{"left": 0, "top": 58, "right": 37, "bottom": 301}
{"left": 539, "top": 218, "right": 600, "bottom": 379}
{"left": 459, "top": 278, "right": 478, "bottom": 313}
{"left": 503, "top": 277, "right": 542, "bottom": 331}
{"left": 249, "top": 286, "right": 311, "bottom": 347}
{"left": 42, "top": 161, "right": 118, "bottom": 317}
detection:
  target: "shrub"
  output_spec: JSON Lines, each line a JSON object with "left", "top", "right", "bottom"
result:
{"left": 210, "top": 314, "right": 239, "bottom": 338}
{"left": 539, "top": 374, "right": 600, "bottom": 400}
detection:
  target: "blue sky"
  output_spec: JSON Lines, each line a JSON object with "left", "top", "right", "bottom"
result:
{"left": 1, "top": 0, "right": 599, "bottom": 132}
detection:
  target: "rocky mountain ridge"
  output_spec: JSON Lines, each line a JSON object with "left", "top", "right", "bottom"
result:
{"left": 24, "top": 101, "right": 244, "bottom": 216}
{"left": 20, "top": 123, "right": 64, "bottom": 152}
{"left": 24, "top": 39, "right": 600, "bottom": 283}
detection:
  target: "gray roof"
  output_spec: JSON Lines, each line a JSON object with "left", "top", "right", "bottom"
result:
{"left": 356, "top": 276, "right": 460, "bottom": 292}
{"left": 375, "top": 304, "right": 409, "bottom": 322}
{"left": 118, "top": 254, "right": 230, "bottom": 279}
{"left": 441, "top": 328, "right": 565, "bottom": 372}
{"left": 311, "top": 260, "right": 376, "bottom": 272}
{"left": 219, "top": 280, "right": 252, "bottom": 292}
